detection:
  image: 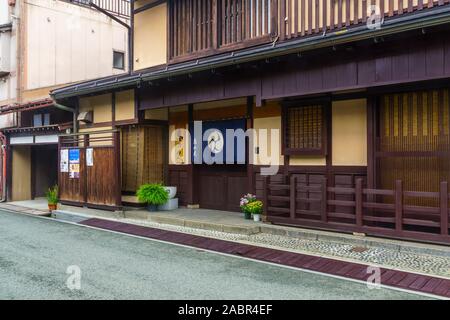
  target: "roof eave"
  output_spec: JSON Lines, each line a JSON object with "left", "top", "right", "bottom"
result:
{"left": 51, "top": 6, "right": 450, "bottom": 100}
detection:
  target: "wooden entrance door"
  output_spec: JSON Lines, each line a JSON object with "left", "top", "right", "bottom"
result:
{"left": 377, "top": 90, "right": 450, "bottom": 203}
{"left": 121, "top": 125, "right": 167, "bottom": 193}
{"left": 197, "top": 165, "right": 248, "bottom": 212}
{"left": 32, "top": 145, "right": 58, "bottom": 198}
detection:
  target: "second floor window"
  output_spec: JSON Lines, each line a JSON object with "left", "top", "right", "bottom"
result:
{"left": 33, "top": 113, "right": 50, "bottom": 127}
{"left": 283, "top": 103, "right": 327, "bottom": 156}
{"left": 113, "top": 51, "right": 125, "bottom": 70}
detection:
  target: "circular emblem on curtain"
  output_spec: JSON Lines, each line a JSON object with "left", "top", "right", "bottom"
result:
{"left": 207, "top": 130, "right": 224, "bottom": 154}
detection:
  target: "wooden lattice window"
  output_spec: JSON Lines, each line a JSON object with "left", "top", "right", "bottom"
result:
{"left": 283, "top": 103, "right": 327, "bottom": 156}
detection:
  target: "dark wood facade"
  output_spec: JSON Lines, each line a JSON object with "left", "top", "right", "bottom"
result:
{"left": 140, "top": 26, "right": 450, "bottom": 110}
{"left": 164, "top": 0, "right": 450, "bottom": 64}
{"left": 155, "top": 27, "right": 450, "bottom": 244}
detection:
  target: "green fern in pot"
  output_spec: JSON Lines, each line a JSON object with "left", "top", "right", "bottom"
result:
{"left": 46, "top": 185, "right": 59, "bottom": 212}
{"left": 136, "top": 183, "right": 169, "bottom": 212}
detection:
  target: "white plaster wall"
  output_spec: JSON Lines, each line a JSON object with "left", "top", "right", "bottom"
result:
{"left": 0, "top": 0, "right": 17, "bottom": 104}
{"left": 26, "top": 0, "right": 128, "bottom": 90}
{"left": 0, "top": 1, "right": 9, "bottom": 25}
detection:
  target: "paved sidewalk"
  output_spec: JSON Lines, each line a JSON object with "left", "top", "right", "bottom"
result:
{"left": 2, "top": 200, "right": 450, "bottom": 279}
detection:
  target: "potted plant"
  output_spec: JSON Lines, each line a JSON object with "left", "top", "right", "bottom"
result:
{"left": 240, "top": 193, "right": 256, "bottom": 220}
{"left": 246, "top": 200, "right": 263, "bottom": 222}
{"left": 136, "top": 183, "right": 169, "bottom": 212}
{"left": 46, "top": 185, "right": 58, "bottom": 212}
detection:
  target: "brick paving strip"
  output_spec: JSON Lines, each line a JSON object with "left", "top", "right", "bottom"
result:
{"left": 80, "top": 217, "right": 450, "bottom": 299}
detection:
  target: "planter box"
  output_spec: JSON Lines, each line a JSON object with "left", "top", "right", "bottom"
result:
{"left": 158, "top": 198, "right": 179, "bottom": 211}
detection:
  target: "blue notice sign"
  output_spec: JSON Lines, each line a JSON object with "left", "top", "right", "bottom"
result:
{"left": 69, "top": 149, "right": 80, "bottom": 164}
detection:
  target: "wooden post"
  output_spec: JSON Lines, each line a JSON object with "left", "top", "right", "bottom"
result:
{"left": 212, "top": 0, "right": 218, "bottom": 49}
{"left": 83, "top": 134, "right": 89, "bottom": 205}
{"left": 270, "top": 0, "right": 279, "bottom": 38}
{"left": 246, "top": 96, "right": 254, "bottom": 194}
{"left": 321, "top": 178, "right": 327, "bottom": 222}
{"left": 440, "top": 181, "right": 448, "bottom": 236}
{"left": 355, "top": 178, "right": 363, "bottom": 227}
{"left": 290, "top": 175, "right": 296, "bottom": 219}
{"left": 279, "top": 0, "right": 286, "bottom": 40}
{"left": 395, "top": 180, "right": 403, "bottom": 232}
{"left": 113, "top": 131, "right": 122, "bottom": 207}
{"left": 57, "top": 135, "right": 61, "bottom": 200}
{"left": 263, "top": 176, "right": 268, "bottom": 217}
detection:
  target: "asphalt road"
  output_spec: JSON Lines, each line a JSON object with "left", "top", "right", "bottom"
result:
{"left": 0, "top": 210, "right": 431, "bottom": 300}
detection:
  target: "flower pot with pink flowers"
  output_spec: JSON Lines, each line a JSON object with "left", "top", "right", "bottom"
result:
{"left": 240, "top": 193, "right": 258, "bottom": 220}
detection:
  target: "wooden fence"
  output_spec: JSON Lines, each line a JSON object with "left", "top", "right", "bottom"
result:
{"left": 58, "top": 130, "right": 121, "bottom": 210}
{"left": 263, "top": 175, "right": 450, "bottom": 244}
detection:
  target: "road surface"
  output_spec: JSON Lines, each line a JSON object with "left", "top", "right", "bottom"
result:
{"left": 0, "top": 210, "right": 430, "bottom": 299}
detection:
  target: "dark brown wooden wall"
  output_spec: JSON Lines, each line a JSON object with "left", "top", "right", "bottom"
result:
{"left": 168, "top": 165, "right": 191, "bottom": 206}
{"left": 140, "top": 31, "right": 450, "bottom": 109}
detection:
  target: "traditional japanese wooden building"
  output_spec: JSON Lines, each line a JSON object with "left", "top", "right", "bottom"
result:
{"left": 52, "top": 0, "right": 450, "bottom": 244}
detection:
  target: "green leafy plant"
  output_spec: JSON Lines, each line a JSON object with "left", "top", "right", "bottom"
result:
{"left": 46, "top": 185, "right": 59, "bottom": 205}
{"left": 245, "top": 200, "right": 263, "bottom": 215}
{"left": 136, "top": 183, "right": 169, "bottom": 206}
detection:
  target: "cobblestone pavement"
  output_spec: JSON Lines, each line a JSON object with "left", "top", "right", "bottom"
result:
{"left": 117, "top": 217, "right": 450, "bottom": 279}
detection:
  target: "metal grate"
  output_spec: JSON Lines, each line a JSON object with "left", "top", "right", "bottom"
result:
{"left": 62, "top": 0, "right": 130, "bottom": 18}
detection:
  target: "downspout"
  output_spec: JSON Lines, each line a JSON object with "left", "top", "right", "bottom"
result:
{"left": 0, "top": 132, "right": 7, "bottom": 202}
{"left": 54, "top": 103, "right": 78, "bottom": 133}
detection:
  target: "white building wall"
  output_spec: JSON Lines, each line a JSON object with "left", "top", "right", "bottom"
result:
{"left": 25, "top": 0, "right": 128, "bottom": 91}
{"left": 0, "top": 0, "right": 18, "bottom": 105}
{"left": 0, "top": 1, "right": 9, "bottom": 25}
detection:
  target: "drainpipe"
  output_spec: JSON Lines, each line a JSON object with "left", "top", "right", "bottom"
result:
{"left": 0, "top": 132, "right": 7, "bottom": 202}
{"left": 54, "top": 103, "right": 78, "bottom": 133}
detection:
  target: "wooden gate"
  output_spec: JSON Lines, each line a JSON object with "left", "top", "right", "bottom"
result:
{"left": 58, "top": 130, "right": 121, "bottom": 210}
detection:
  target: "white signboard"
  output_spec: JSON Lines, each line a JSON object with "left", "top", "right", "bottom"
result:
{"left": 10, "top": 136, "right": 33, "bottom": 145}
{"left": 60, "top": 149, "right": 69, "bottom": 172}
{"left": 35, "top": 135, "right": 58, "bottom": 144}
{"left": 86, "top": 148, "right": 94, "bottom": 167}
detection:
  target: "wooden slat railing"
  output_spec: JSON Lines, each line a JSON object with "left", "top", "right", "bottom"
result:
{"left": 278, "top": 0, "right": 450, "bottom": 40}
{"left": 263, "top": 176, "right": 450, "bottom": 243}
{"left": 169, "top": 0, "right": 273, "bottom": 61}
{"left": 169, "top": 0, "right": 450, "bottom": 62}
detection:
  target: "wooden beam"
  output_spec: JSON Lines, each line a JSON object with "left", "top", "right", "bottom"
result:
{"left": 133, "top": 0, "right": 166, "bottom": 14}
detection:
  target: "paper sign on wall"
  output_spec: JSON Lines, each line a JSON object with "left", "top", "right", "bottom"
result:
{"left": 60, "top": 149, "right": 69, "bottom": 173}
{"left": 69, "top": 149, "right": 80, "bottom": 163}
{"left": 69, "top": 149, "right": 80, "bottom": 179}
{"left": 86, "top": 148, "right": 93, "bottom": 167}
{"left": 69, "top": 164, "right": 80, "bottom": 179}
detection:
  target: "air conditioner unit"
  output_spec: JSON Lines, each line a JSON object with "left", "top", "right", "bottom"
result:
{"left": 77, "top": 111, "right": 93, "bottom": 123}
{"left": 0, "top": 31, "right": 10, "bottom": 77}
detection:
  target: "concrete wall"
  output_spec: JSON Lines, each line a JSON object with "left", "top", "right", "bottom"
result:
{"left": 11, "top": 145, "right": 31, "bottom": 201}
{"left": 133, "top": 2, "right": 167, "bottom": 70}
{"left": 0, "top": 0, "right": 18, "bottom": 105}
{"left": 0, "top": 1, "right": 10, "bottom": 24}
{"left": 25, "top": 0, "right": 128, "bottom": 91}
